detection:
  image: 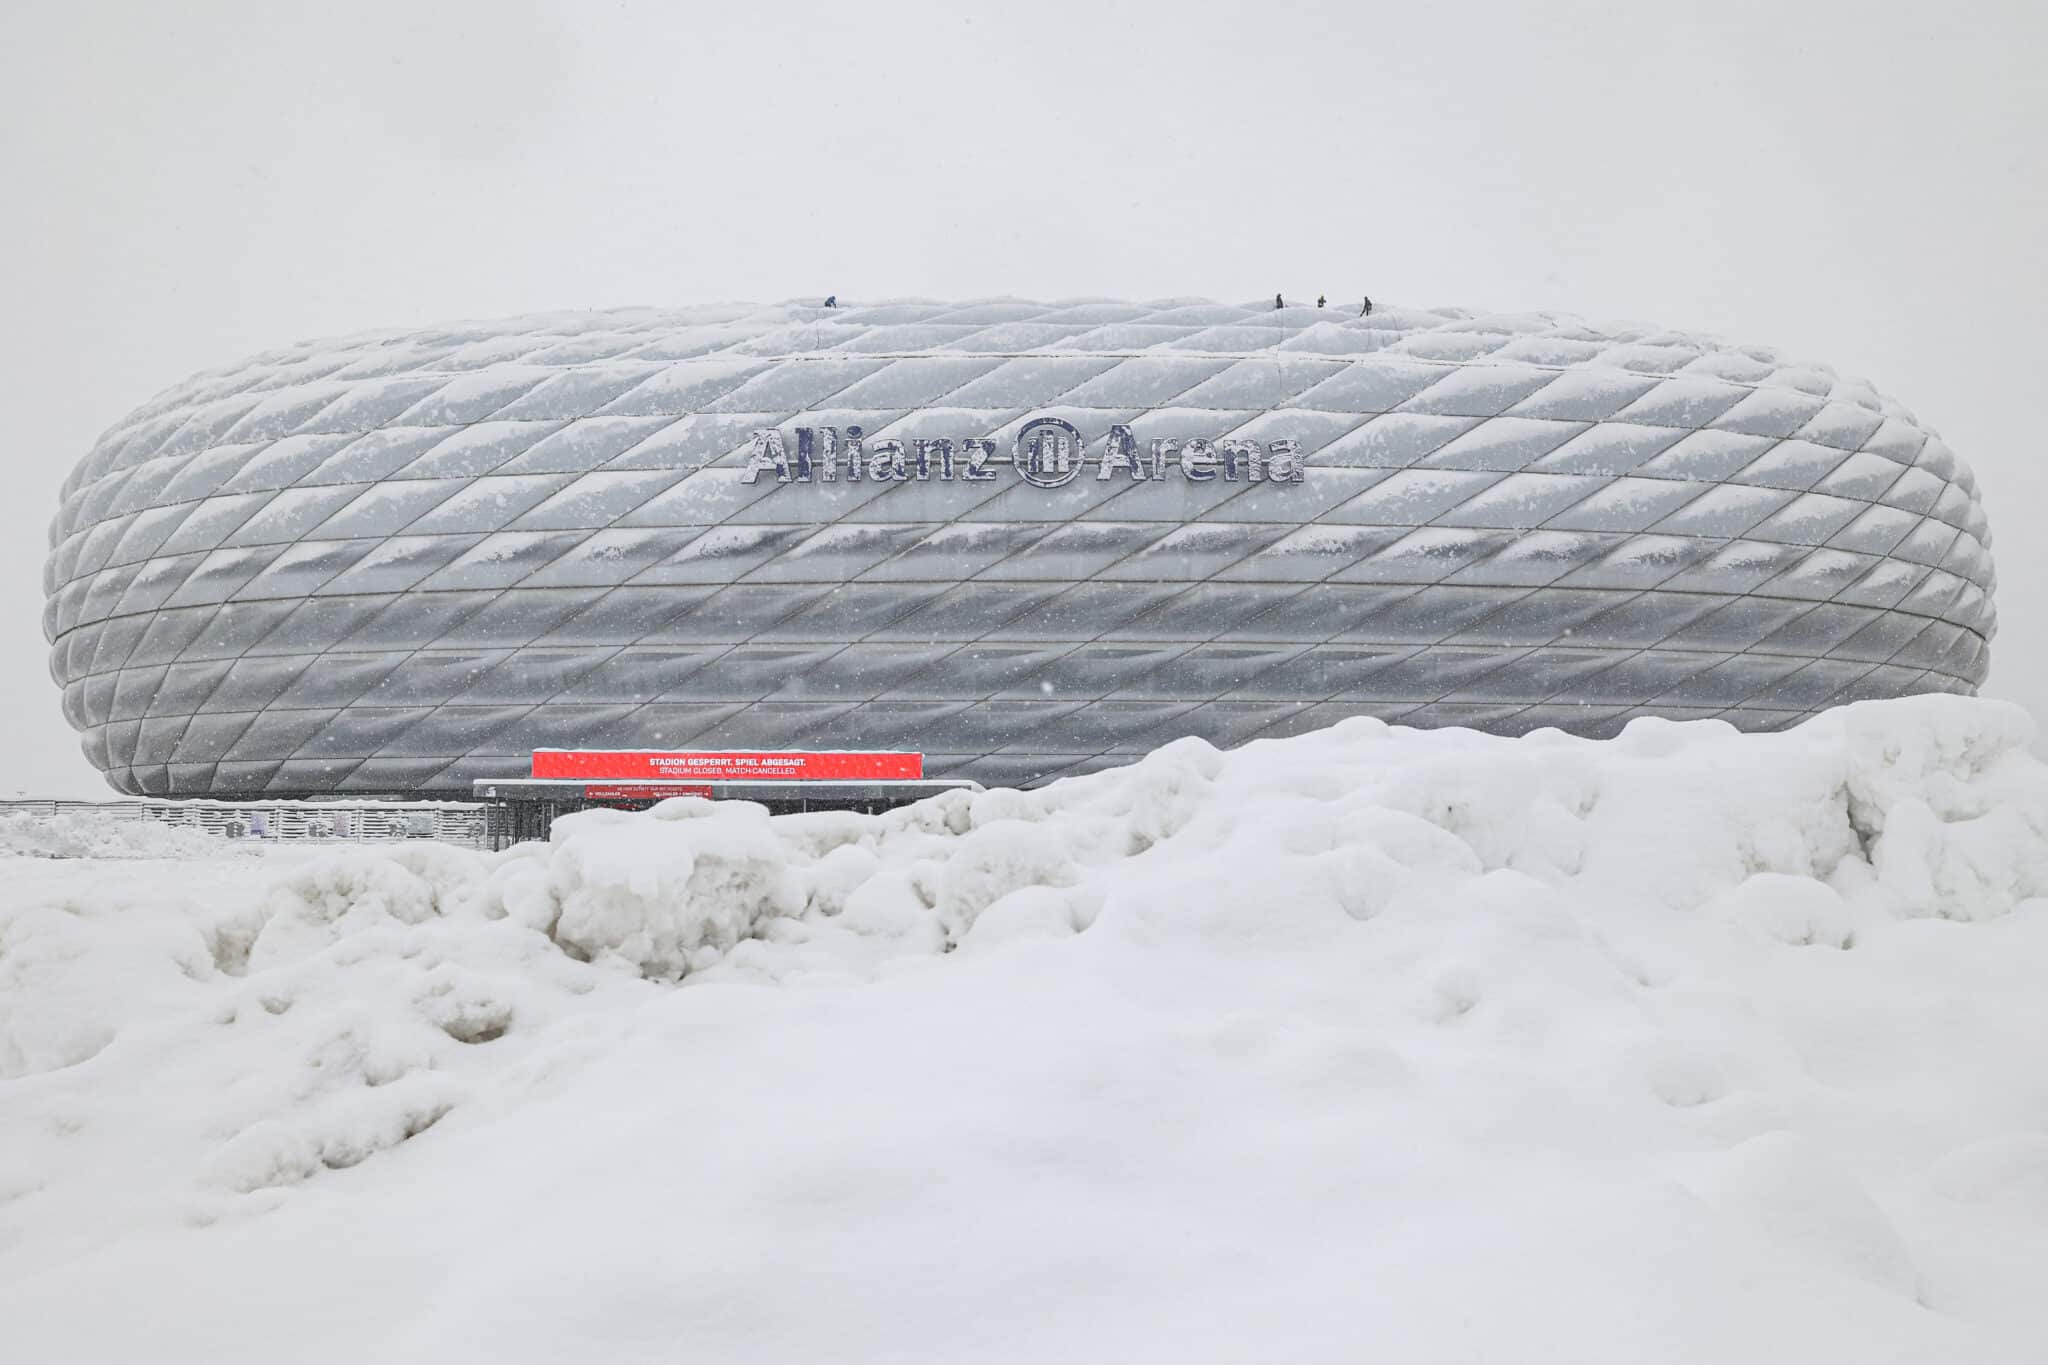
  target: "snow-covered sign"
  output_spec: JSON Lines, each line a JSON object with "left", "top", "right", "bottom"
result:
{"left": 740, "top": 418, "right": 1306, "bottom": 487}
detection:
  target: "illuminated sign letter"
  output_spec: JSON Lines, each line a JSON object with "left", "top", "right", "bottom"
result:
{"left": 741, "top": 428, "right": 794, "bottom": 484}
{"left": 1148, "top": 437, "right": 1182, "bottom": 480}
{"left": 1218, "top": 438, "right": 1264, "bottom": 481}
{"left": 1264, "top": 438, "right": 1306, "bottom": 482}
{"left": 797, "top": 426, "right": 840, "bottom": 482}
{"left": 961, "top": 437, "right": 997, "bottom": 480}
{"left": 843, "top": 425, "right": 865, "bottom": 481}
{"left": 1098, "top": 424, "right": 1145, "bottom": 480}
{"left": 1181, "top": 438, "right": 1217, "bottom": 481}
{"left": 868, "top": 438, "right": 908, "bottom": 481}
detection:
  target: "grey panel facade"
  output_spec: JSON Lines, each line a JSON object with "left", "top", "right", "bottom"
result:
{"left": 45, "top": 298, "right": 1996, "bottom": 797}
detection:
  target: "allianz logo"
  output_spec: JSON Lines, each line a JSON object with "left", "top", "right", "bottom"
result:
{"left": 741, "top": 415, "right": 1306, "bottom": 489}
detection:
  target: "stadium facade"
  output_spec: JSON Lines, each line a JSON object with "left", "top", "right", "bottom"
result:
{"left": 45, "top": 299, "right": 1996, "bottom": 798}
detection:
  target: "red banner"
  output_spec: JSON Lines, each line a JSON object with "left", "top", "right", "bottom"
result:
{"left": 532, "top": 750, "right": 925, "bottom": 782}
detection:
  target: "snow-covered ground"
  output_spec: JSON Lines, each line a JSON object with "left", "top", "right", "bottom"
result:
{"left": 0, "top": 809, "right": 232, "bottom": 860}
{"left": 4, "top": 696, "right": 2048, "bottom": 1362}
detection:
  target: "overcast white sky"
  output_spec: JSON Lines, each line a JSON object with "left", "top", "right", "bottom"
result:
{"left": 3, "top": 0, "right": 2043, "bottom": 796}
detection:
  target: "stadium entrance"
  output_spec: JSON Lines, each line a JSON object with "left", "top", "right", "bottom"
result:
{"left": 472, "top": 750, "right": 978, "bottom": 848}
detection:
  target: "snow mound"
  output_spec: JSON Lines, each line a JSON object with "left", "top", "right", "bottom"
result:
{"left": 5, "top": 694, "right": 2048, "bottom": 1362}
{"left": 0, "top": 810, "right": 228, "bottom": 860}
{"left": 411, "top": 693, "right": 2048, "bottom": 980}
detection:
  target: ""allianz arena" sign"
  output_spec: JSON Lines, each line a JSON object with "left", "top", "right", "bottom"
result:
{"left": 741, "top": 417, "right": 1308, "bottom": 488}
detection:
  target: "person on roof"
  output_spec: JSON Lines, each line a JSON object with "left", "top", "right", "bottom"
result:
{"left": 823, "top": 295, "right": 837, "bottom": 308}
{"left": 1360, "top": 295, "right": 1374, "bottom": 317}
{"left": 1317, "top": 295, "right": 1326, "bottom": 308}
{"left": 1274, "top": 293, "right": 1284, "bottom": 310}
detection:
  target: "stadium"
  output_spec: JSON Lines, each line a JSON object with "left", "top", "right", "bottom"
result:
{"left": 43, "top": 298, "right": 1996, "bottom": 800}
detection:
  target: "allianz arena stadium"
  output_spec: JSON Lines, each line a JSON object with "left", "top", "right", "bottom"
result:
{"left": 45, "top": 298, "right": 1996, "bottom": 798}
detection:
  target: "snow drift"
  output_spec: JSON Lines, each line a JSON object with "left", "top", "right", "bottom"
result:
{"left": 0, "top": 809, "right": 228, "bottom": 860}
{"left": 4, "top": 695, "right": 2048, "bottom": 1362}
